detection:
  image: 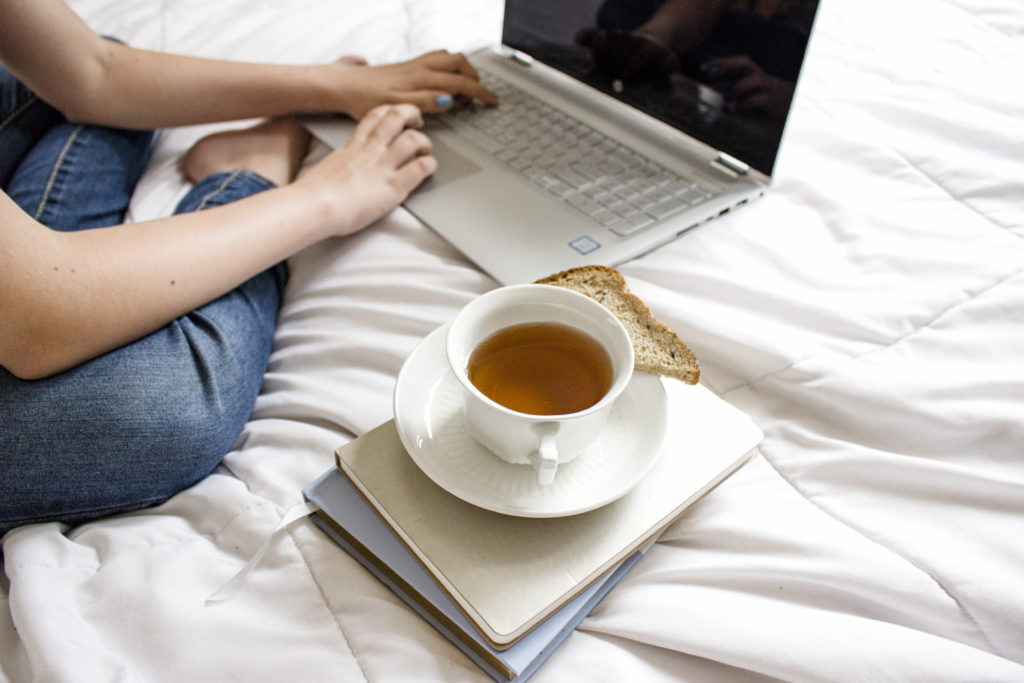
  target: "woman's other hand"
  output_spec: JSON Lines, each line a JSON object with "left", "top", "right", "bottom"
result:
{"left": 332, "top": 50, "right": 497, "bottom": 119}
{"left": 296, "top": 103, "right": 437, "bottom": 236}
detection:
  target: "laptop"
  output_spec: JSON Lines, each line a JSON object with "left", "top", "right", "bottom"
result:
{"left": 306, "top": 0, "right": 820, "bottom": 284}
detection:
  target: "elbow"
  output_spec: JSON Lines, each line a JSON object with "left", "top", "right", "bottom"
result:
{"left": 1, "top": 347, "right": 60, "bottom": 382}
{"left": 55, "top": 99, "right": 99, "bottom": 127}
{"left": 51, "top": 78, "right": 109, "bottom": 127}
{"left": 1, "top": 310, "right": 126, "bottom": 380}
{"left": 0, "top": 328, "right": 75, "bottom": 381}
{"left": 47, "top": 43, "right": 120, "bottom": 126}
{"left": 2, "top": 361, "right": 49, "bottom": 383}
{"left": 1, "top": 353, "right": 80, "bottom": 382}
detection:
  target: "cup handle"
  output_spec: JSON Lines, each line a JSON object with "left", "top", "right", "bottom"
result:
{"left": 530, "top": 423, "right": 559, "bottom": 486}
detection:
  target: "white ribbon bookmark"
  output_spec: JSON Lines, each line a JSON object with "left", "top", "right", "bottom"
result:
{"left": 204, "top": 499, "right": 320, "bottom": 606}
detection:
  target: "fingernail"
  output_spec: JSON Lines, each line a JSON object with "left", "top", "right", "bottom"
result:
{"left": 437, "top": 94, "right": 453, "bottom": 108}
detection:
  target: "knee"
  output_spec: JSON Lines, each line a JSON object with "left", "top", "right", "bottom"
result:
{"left": 0, "top": 352, "right": 259, "bottom": 532}
{"left": 125, "top": 364, "right": 259, "bottom": 497}
{"left": 99, "top": 294, "right": 276, "bottom": 494}
{"left": 146, "top": 396, "right": 244, "bottom": 489}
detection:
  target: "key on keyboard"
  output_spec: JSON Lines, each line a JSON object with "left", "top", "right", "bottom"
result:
{"left": 450, "top": 70, "right": 710, "bottom": 236}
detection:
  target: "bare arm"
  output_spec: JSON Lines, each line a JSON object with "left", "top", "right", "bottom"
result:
{"left": 0, "top": 0, "right": 495, "bottom": 128}
{"left": 0, "top": 105, "right": 435, "bottom": 380}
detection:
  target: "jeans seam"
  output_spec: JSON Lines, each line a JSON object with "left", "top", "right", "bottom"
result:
{"left": 196, "top": 168, "right": 245, "bottom": 211}
{"left": 0, "top": 93, "right": 39, "bottom": 135}
{"left": 32, "top": 124, "right": 85, "bottom": 221}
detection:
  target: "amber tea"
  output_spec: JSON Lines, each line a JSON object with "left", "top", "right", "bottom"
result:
{"left": 467, "top": 321, "right": 614, "bottom": 415}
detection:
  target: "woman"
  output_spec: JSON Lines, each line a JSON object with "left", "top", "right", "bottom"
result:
{"left": 0, "top": 0, "right": 496, "bottom": 536}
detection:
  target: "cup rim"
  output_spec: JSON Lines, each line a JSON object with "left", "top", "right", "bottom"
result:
{"left": 446, "top": 284, "right": 635, "bottom": 420}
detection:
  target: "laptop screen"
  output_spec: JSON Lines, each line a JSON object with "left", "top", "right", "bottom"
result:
{"left": 501, "top": 0, "right": 819, "bottom": 177}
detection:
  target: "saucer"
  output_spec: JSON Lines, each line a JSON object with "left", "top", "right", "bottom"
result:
{"left": 393, "top": 324, "right": 668, "bottom": 517}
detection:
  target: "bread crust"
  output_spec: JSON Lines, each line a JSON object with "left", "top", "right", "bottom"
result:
{"left": 535, "top": 266, "right": 700, "bottom": 384}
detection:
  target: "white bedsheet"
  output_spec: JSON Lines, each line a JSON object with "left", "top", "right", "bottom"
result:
{"left": 3, "top": 1, "right": 1023, "bottom": 681}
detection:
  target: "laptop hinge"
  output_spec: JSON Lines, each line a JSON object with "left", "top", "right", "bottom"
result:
{"left": 713, "top": 152, "right": 749, "bottom": 176}
{"left": 509, "top": 50, "right": 534, "bottom": 67}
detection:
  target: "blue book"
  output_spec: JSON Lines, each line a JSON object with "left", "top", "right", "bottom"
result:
{"left": 305, "top": 465, "right": 641, "bottom": 681}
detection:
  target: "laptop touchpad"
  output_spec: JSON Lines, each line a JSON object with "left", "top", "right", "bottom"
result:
{"left": 415, "top": 136, "right": 483, "bottom": 192}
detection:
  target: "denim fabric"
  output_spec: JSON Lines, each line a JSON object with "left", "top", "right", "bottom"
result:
{"left": 0, "top": 70, "right": 66, "bottom": 189}
{"left": 6, "top": 120, "right": 155, "bottom": 231}
{"left": 0, "top": 64, "right": 288, "bottom": 537}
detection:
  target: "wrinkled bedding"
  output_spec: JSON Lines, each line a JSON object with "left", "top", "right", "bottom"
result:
{"left": 3, "top": 0, "right": 1023, "bottom": 681}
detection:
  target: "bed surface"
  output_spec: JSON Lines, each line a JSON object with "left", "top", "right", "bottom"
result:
{"left": 3, "top": 1, "right": 1023, "bottom": 681}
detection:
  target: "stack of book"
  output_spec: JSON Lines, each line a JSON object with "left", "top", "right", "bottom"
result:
{"left": 303, "top": 379, "right": 762, "bottom": 681}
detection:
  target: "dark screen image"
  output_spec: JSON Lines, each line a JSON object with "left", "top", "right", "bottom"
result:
{"left": 502, "top": 0, "right": 819, "bottom": 176}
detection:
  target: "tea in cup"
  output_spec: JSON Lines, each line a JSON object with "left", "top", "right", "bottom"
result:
{"left": 446, "top": 284, "right": 634, "bottom": 485}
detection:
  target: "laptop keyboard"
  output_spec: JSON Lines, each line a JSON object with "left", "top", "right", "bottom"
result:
{"left": 448, "top": 70, "right": 711, "bottom": 236}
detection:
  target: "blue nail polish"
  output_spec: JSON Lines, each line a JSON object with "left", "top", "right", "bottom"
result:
{"left": 437, "top": 94, "right": 453, "bottom": 108}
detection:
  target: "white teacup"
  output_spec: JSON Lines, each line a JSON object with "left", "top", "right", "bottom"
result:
{"left": 446, "top": 284, "right": 634, "bottom": 485}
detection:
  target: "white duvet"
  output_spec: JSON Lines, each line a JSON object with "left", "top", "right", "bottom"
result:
{"left": 3, "top": 0, "right": 1023, "bottom": 681}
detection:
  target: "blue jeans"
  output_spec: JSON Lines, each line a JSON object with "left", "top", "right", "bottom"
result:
{"left": 0, "top": 64, "right": 288, "bottom": 538}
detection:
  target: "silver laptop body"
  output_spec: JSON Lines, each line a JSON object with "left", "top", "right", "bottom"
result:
{"left": 307, "top": 0, "right": 818, "bottom": 284}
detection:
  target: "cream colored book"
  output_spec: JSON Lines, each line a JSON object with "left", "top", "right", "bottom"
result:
{"left": 335, "top": 379, "right": 763, "bottom": 649}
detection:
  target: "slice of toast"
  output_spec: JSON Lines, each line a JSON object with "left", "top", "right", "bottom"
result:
{"left": 535, "top": 265, "right": 700, "bottom": 384}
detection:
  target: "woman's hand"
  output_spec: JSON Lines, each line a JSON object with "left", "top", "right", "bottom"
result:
{"left": 331, "top": 50, "right": 497, "bottom": 120}
{"left": 295, "top": 103, "right": 437, "bottom": 236}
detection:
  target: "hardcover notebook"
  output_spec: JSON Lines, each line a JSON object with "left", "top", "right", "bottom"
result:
{"left": 305, "top": 0, "right": 820, "bottom": 284}
{"left": 304, "top": 466, "right": 644, "bottom": 682}
{"left": 303, "top": 379, "right": 763, "bottom": 679}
